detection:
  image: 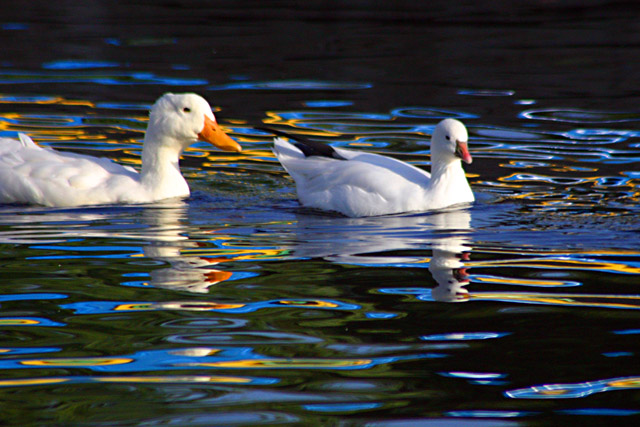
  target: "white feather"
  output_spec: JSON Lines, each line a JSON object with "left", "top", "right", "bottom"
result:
{"left": 0, "top": 93, "right": 240, "bottom": 207}
{"left": 272, "top": 118, "right": 474, "bottom": 217}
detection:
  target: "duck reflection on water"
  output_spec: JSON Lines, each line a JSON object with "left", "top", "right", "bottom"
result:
{"left": 0, "top": 201, "right": 474, "bottom": 297}
{"left": 290, "top": 207, "right": 473, "bottom": 302}
{"left": 142, "top": 204, "right": 474, "bottom": 296}
{"left": 137, "top": 202, "right": 233, "bottom": 293}
{"left": 429, "top": 227, "right": 472, "bottom": 303}
{"left": 0, "top": 201, "right": 234, "bottom": 293}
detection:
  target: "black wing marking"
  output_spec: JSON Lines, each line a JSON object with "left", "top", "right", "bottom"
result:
{"left": 257, "top": 126, "right": 347, "bottom": 160}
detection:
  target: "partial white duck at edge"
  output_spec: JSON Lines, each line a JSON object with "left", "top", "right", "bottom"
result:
{"left": 270, "top": 118, "right": 474, "bottom": 217}
{"left": 0, "top": 93, "right": 242, "bottom": 207}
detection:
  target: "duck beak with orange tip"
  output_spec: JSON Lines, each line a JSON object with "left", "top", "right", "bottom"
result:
{"left": 198, "top": 115, "right": 242, "bottom": 152}
{"left": 455, "top": 140, "right": 472, "bottom": 164}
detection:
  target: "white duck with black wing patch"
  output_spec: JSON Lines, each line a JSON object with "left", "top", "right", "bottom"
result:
{"left": 271, "top": 118, "right": 474, "bottom": 217}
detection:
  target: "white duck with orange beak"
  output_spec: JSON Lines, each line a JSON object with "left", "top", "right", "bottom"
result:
{"left": 271, "top": 118, "right": 474, "bottom": 217}
{"left": 0, "top": 93, "right": 241, "bottom": 207}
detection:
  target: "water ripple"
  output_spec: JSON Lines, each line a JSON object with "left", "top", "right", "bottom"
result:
{"left": 167, "top": 331, "right": 324, "bottom": 345}
{"left": 208, "top": 80, "right": 372, "bottom": 91}
{"left": 0, "top": 347, "right": 429, "bottom": 373}
{"left": 0, "top": 374, "right": 275, "bottom": 388}
{"left": 61, "top": 298, "right": 360, "bottom": 315}
{"left": 506, "top": 376, "right": 640, "bottom": 399}
{"left": 520, "top": 108, "right": 640, "bottom": 124}
{"left": 0, "top": 69, "right": 207, "bottom": 86}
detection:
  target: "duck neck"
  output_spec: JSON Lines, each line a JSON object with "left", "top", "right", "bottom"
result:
{"left": 430, "top": 156, "right": 464, "bottom": 183}
{"left": 140, "top": 130, "right": 189, "bottom": 199}
{"left": 426, "top": 156, "right": 473, "bottom": 205}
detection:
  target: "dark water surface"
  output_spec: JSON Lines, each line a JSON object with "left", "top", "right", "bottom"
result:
{"left": 1, "top": 1, "right": 639, "bottom": 425}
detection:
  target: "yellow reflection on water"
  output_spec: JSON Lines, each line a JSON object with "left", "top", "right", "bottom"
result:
{"left": 0, "top": 378, "right": 69, "bottom": 387}
{"left": 471, "top": 292, "right": 640, "bottom": 309}
{"left": 608, "top": 378, "right": 640, "bottom": 388}
{"left": 278, "top": 300, "right": 339, "bottom": 308}
{"left": 470, "top": 257, "right": 640, "bottom": 275}
{"left": 21, "top": 357, "right": 134, "bottom": 367}
{"left": 181, "top": 247, "right": 289, "bottom": 261}
{"left": 98, "top": 375, "right": 252, "bottom": 384}
{"left": 114, "top": 302, "right": 246, "bottom": 312}
{"left": 0, "top": 319, "right": 41, "bottom": 326}
{"left": 182, "top": 358, "right": 372, "bottom": 369}
{"left": 0, "top": 375, "right": 256, "bottom": 388}
{"left": 262, "top": 111, "right": 341, "bottom": 137}
{"left": 473, "top": 276, "right": 570, "bottom": 287}
{"left": 0, "top": 95, "right": 95, "bottom": 108}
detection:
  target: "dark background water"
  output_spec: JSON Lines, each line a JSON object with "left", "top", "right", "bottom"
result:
{"left": 1, "top": 1, "right": 639, "bottom": 425}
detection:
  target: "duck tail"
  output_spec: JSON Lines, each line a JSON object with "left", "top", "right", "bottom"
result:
{"left": 18, "top": 133, "right": 40, "bottom": 149}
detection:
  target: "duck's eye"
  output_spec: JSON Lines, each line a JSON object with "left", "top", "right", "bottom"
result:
{"left": 445, "top": 135, "right": 451, "bottom": 141}
{"left": 183, "top": 107, "right": 191, "bottom": 113}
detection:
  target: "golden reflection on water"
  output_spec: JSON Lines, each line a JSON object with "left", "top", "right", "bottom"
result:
{"left": 473, "top": 276, "right": 571, "bottom": 287}
{"left": 0, "top": 375, "right": 258, "bottom": 388}
{"left": 109, "top": 299, "right": 343, "bottom": 313}
{"left": 21, "top": 358, "right": 134, "bottom": 367}
{"left": 0, "top": 95, "right": 95, "bottom": 108}
{"left": 1, "top": 319, "right": 48, "bottom": 327}
{"left": 100, "top": 375, "right": 254, "bottom": 384}
{"left": 470, "top": 292, "right": 640, "bottom": 310}
{"left": 0, "top": 378, "right": 70, "bottom": 387}
{"left": 262, "top": 111, "right": 342, "bottom": 137}
{"left": 470, "top": 255, "right": 640, "bottom": 275}
{"left": 114, "top": 302, "right": 245, "bottom": 312}
{"left": 184, "top": 358, "right": 373, "bottom": 369}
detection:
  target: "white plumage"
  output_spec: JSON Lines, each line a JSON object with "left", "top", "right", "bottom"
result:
{"left": 0, "top": 93, "right": 241, "bottom": 207}
{"left": 272, "top": 118, "right": 474, "bottom": 217}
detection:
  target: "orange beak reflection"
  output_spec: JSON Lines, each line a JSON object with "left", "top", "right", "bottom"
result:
{"left": 198, "top": 115, "right": 242, "bottom": 152}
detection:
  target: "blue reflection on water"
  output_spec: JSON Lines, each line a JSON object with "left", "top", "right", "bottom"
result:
{"left": 391, "top": 107, "right": 479, "bottom": 120}
{"left": 447, "top": 410, "right": 533, "bottom": 418}
{"left": 0, "top": 348, "right": 60, "bottom": 355}
{"left": 303, "top": 402, "right": 382, "bottom": 412}
{"left": 0, "top": 94, "right": 59, "bottom": 103}
{"left": 42, "top": 60, "right": 120, "bottom": 70}
{"left": 0, "top": 317, "right": 65, "bottom": 327}
{"left": 27, "top": 245, "right": 142, "bottom": 260}
{"left": 0, "top": 70, "right": 207, "bottom": 86}
{"left": 506, "top": 376, "right": 640, "bottom": 399}
{"left": 613, "top": 329, "right": 640, "bottom": 335}
{"left": 520, "top": 108, "right": 640, "bottom": 124}
{"left": 303, "top": 100, "right": 354, "bottom": 108}
{"left": 440, "top": 372, "right": 506, "bottom": 380}
{"left": 95, "top": 102, "right": 151, "bottom": 110}
{"left": 558, "top": 408, "right": 640, "bottom": 416}
{"left": 208, "top": 80, "right": 372, "bottom": 91}
{"left": 0, "top": 374, "right": 277, "bottom": 388}
{"left": 458, "top": 89, "right": 516, "bottom": 97}
{"left": 0, "top": 347, "right": 431, "bottom": 373}
{"left": 365, "top": 312, "right": 398, "bottom": 319}
{"left": 0, "top": 293, "right": 67, "bottom": 302}
{"left": 472, "top": 274, "right": 581, "bottom": 288}
{"left": 602, "top": 352, "right": 633, "bottom": 357}
{"left": 378, "top": 287, "right": 433, "bottom": 301}
{"left": 61, "top": 298, "right": 360, "bottom": 315}
{"left": 421, "top": 332, "right": 510, "bottom": 341}
{"left": 1, "top": 23, "right": 28, "bottom": 31}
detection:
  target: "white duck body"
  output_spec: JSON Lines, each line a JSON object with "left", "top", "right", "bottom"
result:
{"left": 272, "top": 118, "right": 474, "bottom": 217}
{"left": 0, "top": 93, "right": 241, "bottom": 207}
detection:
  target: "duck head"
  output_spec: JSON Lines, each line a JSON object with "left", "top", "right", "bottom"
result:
{"left": 147, "top": 93, "right": 242, "bottom": 152}
{"left": 431, "top": 118, "right": 472, "bottom": 165}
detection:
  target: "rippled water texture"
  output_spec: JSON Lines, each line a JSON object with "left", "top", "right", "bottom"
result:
{"left": 1, "top": 1, "right": 639, "bottom": 425}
